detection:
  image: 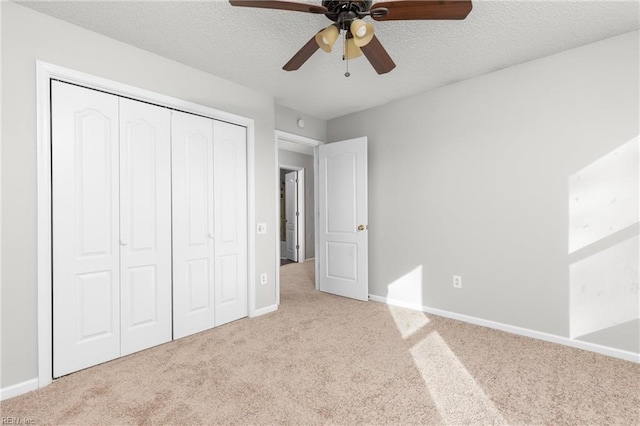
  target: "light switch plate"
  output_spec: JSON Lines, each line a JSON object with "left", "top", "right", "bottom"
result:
{"left": 257, "top": 223, "right": 267, "bottom": 234}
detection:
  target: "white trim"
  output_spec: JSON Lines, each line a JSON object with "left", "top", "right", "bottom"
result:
{"left": 252, "top": 304, "right": 279, "bottom": 317}
{"left": 275, "top": 130, "right": 323, "bottom": 305}
{"left": 313, "top": 146, "right": 320, "bottom": 291}
{"left": 275, "top": 137, "right": 280, "bottom": 305}
{"left": 369, "top": 294, "right": 640, "bottom": 364}
{"left": 36, "top": 61, "right": 257, "bottom": 389}
{"left": 36, "top": 62, "right": 53, "bottom": 390}
{"left": 275, "top": 130, "right": 324, "bottom": 148}
{"left": 246, "top": 123, "right": 256, "bottom": 320}
{"left": 295, "top": 168, "right": 304, "bottom": 264}
{"left": 0, "top": 378, "right": 39, "bottom": 401}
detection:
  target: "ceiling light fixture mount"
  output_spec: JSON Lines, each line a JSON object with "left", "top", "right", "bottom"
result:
{"left": 323, "top": 0, "right": 388, "bottom": 29}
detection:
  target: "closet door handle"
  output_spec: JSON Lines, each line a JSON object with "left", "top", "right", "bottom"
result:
{"left": 208, "top": 233, "right": 215, "bottom": 239}
{"left": 120, "top": 239, "right": 128, "bottom": 246}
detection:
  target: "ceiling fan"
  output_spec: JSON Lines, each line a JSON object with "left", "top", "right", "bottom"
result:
{"left": 229, "top": 0, "right": 472, "bottom": 75}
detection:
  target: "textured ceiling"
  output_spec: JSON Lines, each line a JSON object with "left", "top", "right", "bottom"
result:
{"left": 18, "top": 0, "right": 640, "bottom": 120}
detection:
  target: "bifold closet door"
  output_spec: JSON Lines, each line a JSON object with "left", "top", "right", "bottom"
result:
{"left": 172, "top": 111, "right": 216, "bottom": 339}
{"left": 52, "top": 81, "right": 121, "bottom": 377}
{"left": 119, "top": 98, "right": 172, "bottom": 356}
{"left": 172, "top": 115, "right": 248, "bottom": 336}
{"left": 213, "top": 120, "right": 248, "bottom": 326}
{"left": 53, "top": 82, "right": 172, "bottom": 377}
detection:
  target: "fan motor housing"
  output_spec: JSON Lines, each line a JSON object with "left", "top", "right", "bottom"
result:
{"left": 323, "top": 0, "right": 372, "bottom": 29}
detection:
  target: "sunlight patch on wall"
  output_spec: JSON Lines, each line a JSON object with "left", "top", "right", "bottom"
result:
{"left": 386, "top": 266, "right": 428, "bottom": 339}
{"left": 570, "top": 235, "right": 639, "bottom": 338}
{"left": 386, "top": 265, "right": 423, "bottom": 307}
{"left": 569, "top": 137, "right": 638, "bottom": 254}
{"left": 410, "top": 331, "right": 507, "bottom": 425}
{"left": 568, "top": 136, "right": 640, "bottom": 343}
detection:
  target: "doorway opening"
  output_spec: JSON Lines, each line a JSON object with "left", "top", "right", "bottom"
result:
{"left": 275, "top": 130, "right": 323, "bottom": 304}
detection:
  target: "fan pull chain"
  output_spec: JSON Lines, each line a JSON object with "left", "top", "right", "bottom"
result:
{"left": 344, "top": 30, "right": 351, "bottom": 77}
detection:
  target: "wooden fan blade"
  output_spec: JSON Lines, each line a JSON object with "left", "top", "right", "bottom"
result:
{"left": 283, "top": 36, "right": 320, "bottom": 71}
{"left": 360, "top": 35, "right": 396, "bottom": 74}
{"left": 371, "top": 0, "right": 472, "bottom": 21}
{"left": 229, "top": 0, "right": 328, "bottom": 14}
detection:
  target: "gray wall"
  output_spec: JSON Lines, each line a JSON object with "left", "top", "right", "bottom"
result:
{"left": 275, "top": 104, "right": 327, "bottom": 142}
{"left": 327, "top": 31, "right": 639, "bottom": 338}
{"left": 1, "top": 2, "right": 277, "bottom": 389}
{"left": 279, "top": 150, "right": 315, "bottom": 259}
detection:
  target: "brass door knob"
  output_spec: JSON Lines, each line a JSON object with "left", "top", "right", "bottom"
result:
{"left": 357, "top": 224, "right": 367, "bottom": 231}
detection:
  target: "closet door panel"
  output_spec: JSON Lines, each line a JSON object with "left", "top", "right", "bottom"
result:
{"left": 52, "top": 81, "right": 120, "bottom": 377}
{"left": 172, "top": 111, "right": 216, "bottom": 339}
{"left": 119, "top": 98, "right": 172, "bottom": 356}
{"left": 214, "top": 121, "right": 248, "bottom": 326}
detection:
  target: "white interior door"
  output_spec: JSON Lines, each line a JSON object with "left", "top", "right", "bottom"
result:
{"left": 119, "top": 98, "right": 172, "bottom": 356}
{"left": 285, "top": 170, "right": 299, "bottom": 262}
{"left": 318, "top": 137, "right": 368, "bottom": 301}
{"left": 52, "top": 81, "right": 121, "bottom": 377}
{"left": 171, "top": 111, "right": 216, "bottom": 339}
{"left": 214, "top": 120, "right": 248, "bottom": 326}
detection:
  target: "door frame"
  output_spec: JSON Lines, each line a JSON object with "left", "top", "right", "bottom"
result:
{"left": 36, "top": 61, "right": 256, "bottom": 389}
{"left": 275, "top": 130, "right": 323, "bottom": 305}
{"left": 280, "top": 167, "right": 305, "bottom": 263}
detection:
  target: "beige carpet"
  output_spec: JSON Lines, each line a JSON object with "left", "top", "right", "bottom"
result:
{"left": 2, "top": 261, "right": 639, "bottom": 425}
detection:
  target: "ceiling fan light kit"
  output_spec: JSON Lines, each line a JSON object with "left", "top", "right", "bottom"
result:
{"left": 229, "top": 0, "right": 472, "bottom": 75}
{"left": 351, "top": 19, "right": 374, "bottom": 47}
{"left": 315, "top": 24, "right": 340, "bottom": 52}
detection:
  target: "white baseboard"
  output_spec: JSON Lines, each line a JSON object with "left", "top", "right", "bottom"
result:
{"left": 369, "top": 294, "right": 640, "bottom": 364}
{"left": 0, "top": 378, "right": 39, "bottom": 401}
{"left": 251, "top": 304, "right": 278, "bottom": 317}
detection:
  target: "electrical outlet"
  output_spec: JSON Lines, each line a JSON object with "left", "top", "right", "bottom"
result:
{"left": 257, "top": 223, "right": 267, "bottom": 234}
{"left": 453, "top": 275, "right": 462, "bottom": 289}
{"left": 260, "top": 273, "right": 268, "bottom": 285}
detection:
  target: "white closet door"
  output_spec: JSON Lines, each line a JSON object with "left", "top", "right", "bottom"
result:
{"left": 214, "top": 121, "right": 248, "bottom": 326}
{"left": 52, "top": 81, "right": 120, "bottom": 377}
{"left": 119, "top": 98, "right": 172, "bottom": 356}
{"left": 172, "top": 111, "right": 216, "bottom": 338}
{"left": 284, "top": 170, "right": 299, "bottom": 262}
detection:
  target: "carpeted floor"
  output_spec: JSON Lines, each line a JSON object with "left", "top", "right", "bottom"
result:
{"left": 2, "top": 260, "right": 639, "bottom": 425}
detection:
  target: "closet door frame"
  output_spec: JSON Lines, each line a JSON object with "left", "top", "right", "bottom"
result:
{"left": 36, "top": 61, "right": 256, "bottom": 389}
